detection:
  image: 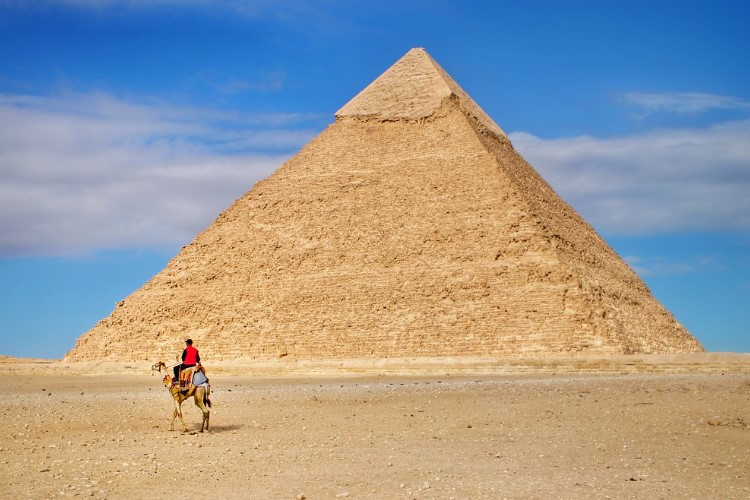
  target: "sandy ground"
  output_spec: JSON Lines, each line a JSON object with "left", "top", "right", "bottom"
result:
{"left": 3, "top": 371, "right": 749, "bottom": 499}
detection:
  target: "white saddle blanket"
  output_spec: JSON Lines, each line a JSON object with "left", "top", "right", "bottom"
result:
{"left": 192, "top": 370, "right": 208, "bottom": 386}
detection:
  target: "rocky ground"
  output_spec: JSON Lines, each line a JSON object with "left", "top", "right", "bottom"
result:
{"left": 3, "top": 372, "right": 749, "bottom": 499}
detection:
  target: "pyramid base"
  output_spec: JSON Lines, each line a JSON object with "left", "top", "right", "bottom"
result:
{"left": 16, "top": 353, "right": 750, "bottom": 376}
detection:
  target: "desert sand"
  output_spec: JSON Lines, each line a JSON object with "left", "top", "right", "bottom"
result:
{"left": 3, "top": 358, "right": 749, "bottom": 499}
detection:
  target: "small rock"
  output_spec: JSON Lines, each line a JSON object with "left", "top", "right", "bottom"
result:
{"left": 336, "top": 493, "right": 349, "bottom": 498}
{"left": 423, "top": 481, "right": 430, "bottom": 489}
{"left": 296, "top": 494, "right": 306, "bottom": 500}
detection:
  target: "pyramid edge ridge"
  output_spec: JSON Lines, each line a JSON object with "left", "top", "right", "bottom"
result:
{"left": 418, "top": 50, "right": 507, "bottom": 138}
{"left": 450, "top": 106, "right": 703, "bottom": 354}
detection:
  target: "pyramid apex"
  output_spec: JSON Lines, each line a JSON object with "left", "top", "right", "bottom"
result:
{"left": 336, "top": 48, "right": 506, "bottom": 137}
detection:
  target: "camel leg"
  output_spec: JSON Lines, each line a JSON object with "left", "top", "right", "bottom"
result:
{"left": 195, "top": 388, "right": 210, "bottom": 433}
{"left": 174, "top": 399, "right": 188, "bottom": 432}
{"left": 205, "top": 405, "right": 210, "bottom": 432}
{"left": 204, "top": 386, "right": 211, "bottom": 431}
{"left": 178, "top": 410, "right": 188, "bottom": 432}
{"left": 169, "top": 398, "right": 182, "bottom": 431}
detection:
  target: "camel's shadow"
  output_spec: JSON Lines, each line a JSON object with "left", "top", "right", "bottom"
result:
{"left": 203, "top": 424, "right": 243, "bottom": 433}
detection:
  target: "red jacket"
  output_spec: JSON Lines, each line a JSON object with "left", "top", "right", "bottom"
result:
{"left": 182, "top": 345, "right": 199, "bottom": 365}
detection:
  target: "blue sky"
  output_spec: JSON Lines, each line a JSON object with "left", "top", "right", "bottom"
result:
{"left": 1, "top": 0, "right": 748, "bottom": 358}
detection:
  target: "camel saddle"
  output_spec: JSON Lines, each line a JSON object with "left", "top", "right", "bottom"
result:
{"left": 178, "top": 365, "right": 208, "bottom": 391}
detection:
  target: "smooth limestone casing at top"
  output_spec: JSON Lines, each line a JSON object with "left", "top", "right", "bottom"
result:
{"left": 66, "top": 48, "right": 703, "bottom": 362}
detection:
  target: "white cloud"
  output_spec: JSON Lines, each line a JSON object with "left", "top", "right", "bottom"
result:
{"left": 0, "top": 92, "right": 319, "bottom": 256}
{"left": 510, "top": 120, "right": 750, "bottom": 234}
{"left": 4, "top": 89, "right": 749, "bottom": 258}
{"left": 621, "top": 91, "right": 750, "bottom": 114}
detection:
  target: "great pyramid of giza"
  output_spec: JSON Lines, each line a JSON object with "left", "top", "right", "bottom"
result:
{"left": 66, "top": 48, "right": 703, "bottom": 362}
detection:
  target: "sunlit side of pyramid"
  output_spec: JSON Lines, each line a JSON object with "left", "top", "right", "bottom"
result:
{"left": 66, "top": 48, "right": 703, "bottom": 362}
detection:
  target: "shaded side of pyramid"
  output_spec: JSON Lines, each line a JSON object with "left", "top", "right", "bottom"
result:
{"left": 65, "top": 49, "right": 703, "bottom": 362}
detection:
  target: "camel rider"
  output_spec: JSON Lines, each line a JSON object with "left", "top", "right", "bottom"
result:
{"left": 173, "top": 339, "right": 200, "bottom": 385}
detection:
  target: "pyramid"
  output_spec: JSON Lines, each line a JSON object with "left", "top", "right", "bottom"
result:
{"left": 66, "top": 48, "right": 703, "bottom": 362}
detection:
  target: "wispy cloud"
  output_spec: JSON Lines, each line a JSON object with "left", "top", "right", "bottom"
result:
{"left": 510, "top": 119, "right": 750, "bottom": 234}
{"left": 216, "top": 72, "right": 286, "bottom": 94}
{"left": 621, "top": 91, "right": 750, "bottom": 114}
{"left": 624, "top": 255, "right": 720, "bottom": 277}
{"left": 0, "top": 92, "right": 320, "bottom": 256}
{"left": 4, "top": 0, "right": 271, "bottom": 11}
{"left": 2, "top": 0, "right": 358, "bottom": 51}
{"left": 5, "top": 0, "right": 340, "bottom": 22}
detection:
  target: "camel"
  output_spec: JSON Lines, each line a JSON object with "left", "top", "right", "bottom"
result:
{"left": 154, "top": 361, "right": 211, "bottom": 432}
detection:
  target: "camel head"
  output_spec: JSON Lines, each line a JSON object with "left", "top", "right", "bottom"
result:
{"left": 152, "top": 361, "right": 167, "bottom": 374}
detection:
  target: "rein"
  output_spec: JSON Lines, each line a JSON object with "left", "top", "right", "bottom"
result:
{"left": 151, "top": 361, "right": 180, "bottom": 375}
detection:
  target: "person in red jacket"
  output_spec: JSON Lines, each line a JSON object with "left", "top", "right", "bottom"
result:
{"left": 173, "top": 339, "right": 200, "bottom": 383}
